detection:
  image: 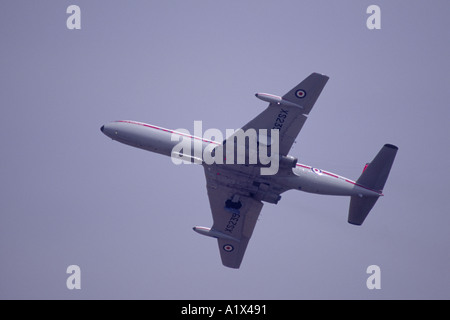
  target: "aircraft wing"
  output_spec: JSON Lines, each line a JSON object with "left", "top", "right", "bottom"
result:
{"left": 202, "top": 165, "right": 264, "bottom": 269}
{"left": 232, "top": 72, "right": 329, "bottom": 156}
{"left": 196, "top": 74, "right": 328, "bottom": 268}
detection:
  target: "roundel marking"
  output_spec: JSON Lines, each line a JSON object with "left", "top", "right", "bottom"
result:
{"left": 223, "top": 244, "right": 234, "bottom": 252}
{"left": 312, "top": 167, "right": 323, "bottom": 175}
{"left": 295, "top": 89, "right": 307, "bottom": 99}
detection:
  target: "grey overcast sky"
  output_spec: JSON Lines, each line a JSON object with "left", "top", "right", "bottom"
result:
{"left": 0, "top": 1, "right": 449, "bottom": 299}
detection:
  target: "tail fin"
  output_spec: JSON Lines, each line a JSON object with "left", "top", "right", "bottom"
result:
{"left": 348, "top": 144, "right": 398, "bottom": 225}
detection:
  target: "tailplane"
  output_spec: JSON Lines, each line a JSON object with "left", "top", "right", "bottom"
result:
{"left": 348, "top": 144, "right": 398, "bottom": 225}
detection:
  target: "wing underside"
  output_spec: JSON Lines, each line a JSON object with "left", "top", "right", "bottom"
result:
{"left": 203, "top": 166, "right": 264, "bottom": 269}
{"left": 197, "top": 73, "right": 329, "bottom": 268}
{"left": 232, "top": 72, "right": 329, "bottom": 155}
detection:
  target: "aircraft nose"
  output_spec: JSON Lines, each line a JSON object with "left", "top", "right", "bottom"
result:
{"left": 100, "top": 125, "right": 105, "bottom": 133}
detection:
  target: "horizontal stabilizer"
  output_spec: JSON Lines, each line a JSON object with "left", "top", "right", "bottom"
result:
{"left": 348, "top": 196, "right": 379, "bottom": 225}
{"left": 348, "top": 144, "right": 398, "bottom": 225}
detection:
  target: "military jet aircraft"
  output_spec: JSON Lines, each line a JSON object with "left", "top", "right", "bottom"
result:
{"left": 101, "top": 73, "right": 398, "bottom": 268}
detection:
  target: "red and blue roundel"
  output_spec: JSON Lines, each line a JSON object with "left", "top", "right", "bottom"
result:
{"left": 295, "top": 89, "right": 307, "bottom": 99}
{"left": 311, "top": 167, "right": 323, "bottom": 175}
{"left": 223, "top": 244, "right": 234, "bottom": 252}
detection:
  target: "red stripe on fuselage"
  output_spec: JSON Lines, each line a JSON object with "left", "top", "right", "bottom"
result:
{"left": 116, "top": 120, "right": 220, "bottom": 145}
{"left": 296, "top": 163, "right": 382, "bottom": 195}
{"left": 118, "top": 121, "right": 383, "bottom": 195}
{"left": 323, "top": 171, "right": 339, "bottom": 178}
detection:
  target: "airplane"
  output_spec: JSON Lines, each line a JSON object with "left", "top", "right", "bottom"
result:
{"left": 100, "top": 73, "right": 398, "bottom": 269}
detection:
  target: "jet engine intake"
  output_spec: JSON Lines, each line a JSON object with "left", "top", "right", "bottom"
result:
{"left": 279, "top": 155, "right": 298, "bottom": 169}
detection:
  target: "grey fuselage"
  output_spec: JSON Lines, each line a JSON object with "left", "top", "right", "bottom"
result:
{"left": 101, "top": 120, "right": 382, "bottom": 203}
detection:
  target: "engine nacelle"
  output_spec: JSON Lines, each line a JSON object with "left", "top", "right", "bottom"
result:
{"left": 261, "top": 192, "right": 282, "bottom": 204}
{"left": 279, "top": 155, "right": 298, "bottom": 169}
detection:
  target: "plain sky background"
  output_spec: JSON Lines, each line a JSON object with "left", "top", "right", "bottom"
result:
{"left": 1, "top": 1, "right": 449, "bottom": 299}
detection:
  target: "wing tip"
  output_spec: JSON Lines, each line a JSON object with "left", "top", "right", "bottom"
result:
{"left": 384, "top": 143, "right": 398, "bottom": 150}
{"left": 311, "top": 72, "right": 330, "bottom": 80}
